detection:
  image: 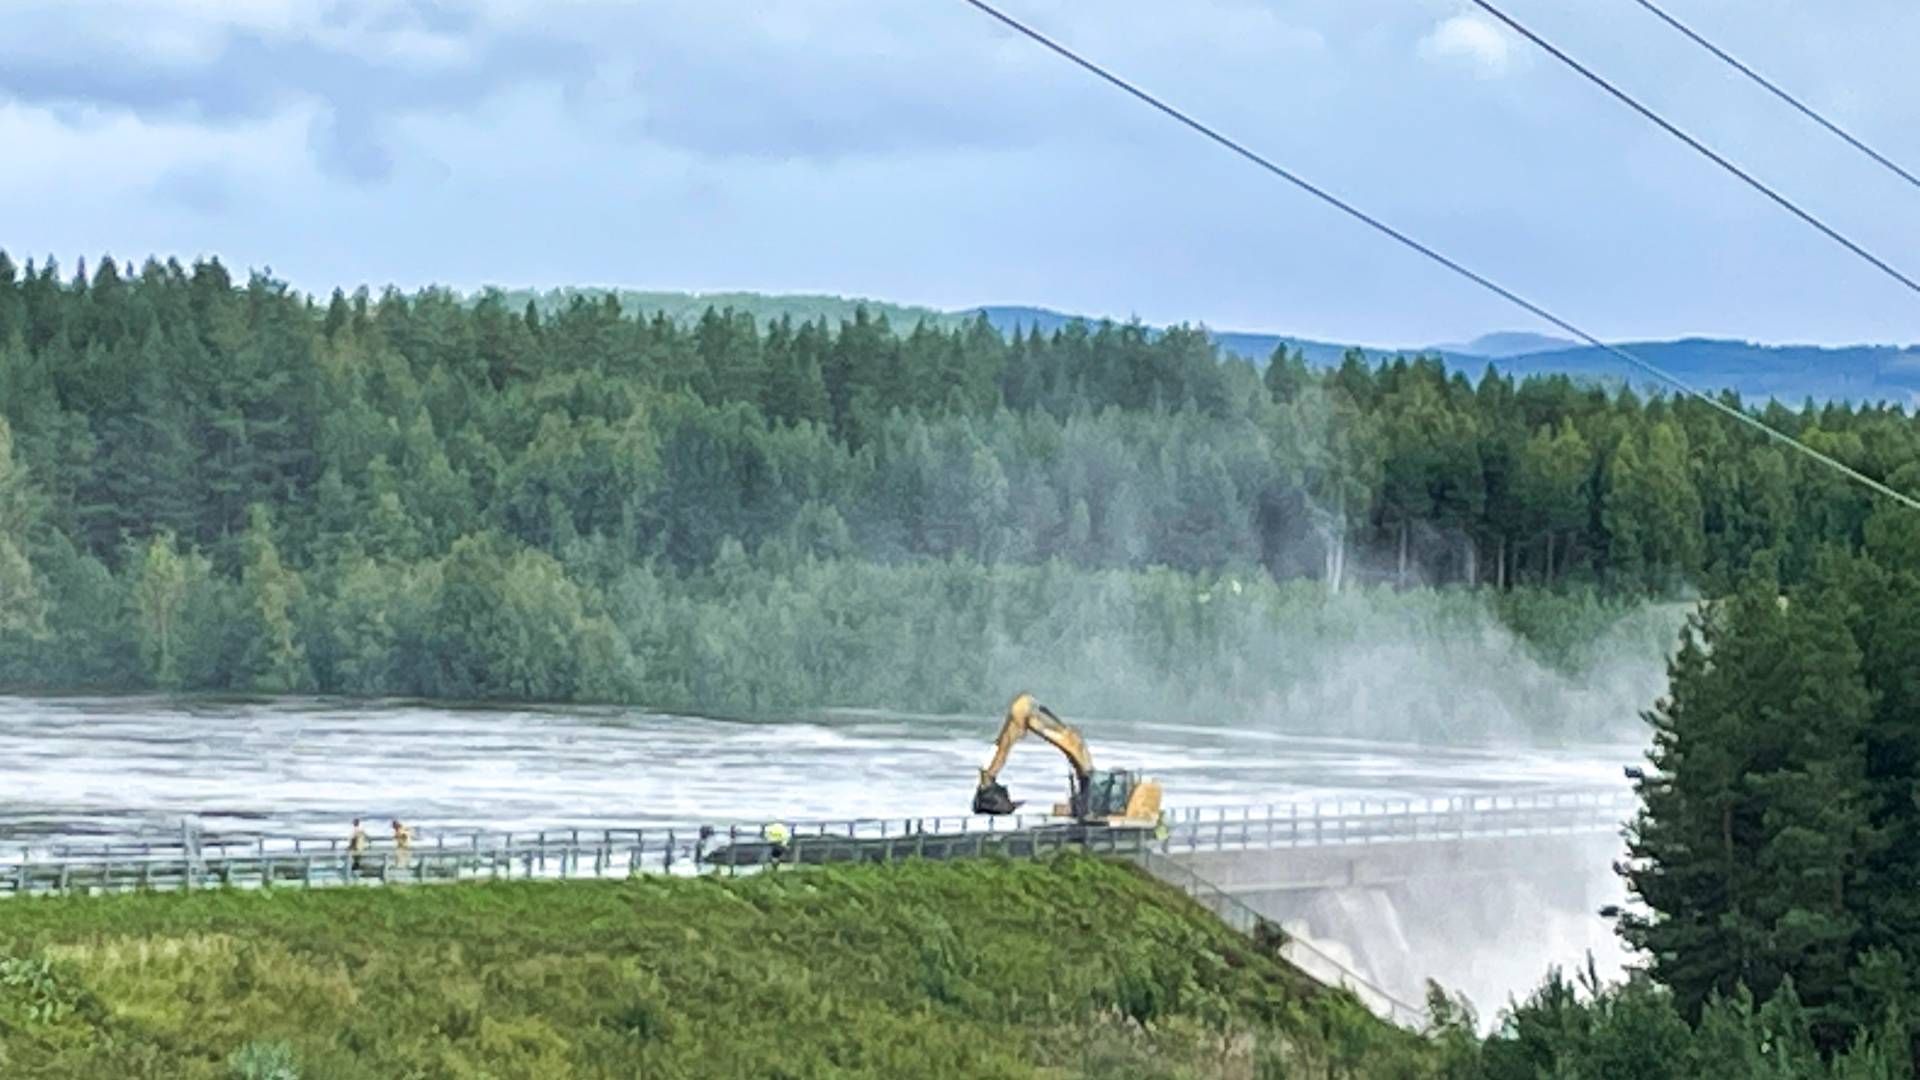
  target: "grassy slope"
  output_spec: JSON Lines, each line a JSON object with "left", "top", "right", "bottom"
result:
{"left": 0, "top": 857, "right": 1440, "bottom": 1079}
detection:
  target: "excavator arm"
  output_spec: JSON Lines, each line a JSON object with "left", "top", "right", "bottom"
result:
{"left": 978, "top": 692, "right": 1092, "bottom": 787}
{"left": 974, "top": 692, "right": 1097, "bottom": 816}
{"left": 972, "top": 692, "right": 1165, "bottom": 826}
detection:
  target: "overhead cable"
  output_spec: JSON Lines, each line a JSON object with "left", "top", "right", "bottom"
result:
{"left": 1465, "top": 0, "right": 1920, "bottom": 300}
{"left": 1626, "top": 0, "right": 1920, "bottom": 194}
{"left": 953, "top": 0, "right": 1920, "bottom": 512}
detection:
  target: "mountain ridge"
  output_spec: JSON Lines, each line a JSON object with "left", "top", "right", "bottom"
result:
{"left": 970, "top": 305, "right": 1920, "bottom": 404}
{"left": 490, "top": 290, "right": 1920, "bottom": 405}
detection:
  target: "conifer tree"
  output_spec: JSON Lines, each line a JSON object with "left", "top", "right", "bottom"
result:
{"left": 1621, "top": 556, "right": 1877, "bottom": 1045}
{"left": 1602, "top": 434, "right": 1647, "bottom": 586}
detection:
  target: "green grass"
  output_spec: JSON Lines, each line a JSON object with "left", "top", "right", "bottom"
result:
{"left": 0, "top": 856, "right": 1443, "bottom": 1078}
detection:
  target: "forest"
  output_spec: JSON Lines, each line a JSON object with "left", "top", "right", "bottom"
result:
{"left": 6, "top": 252, "right": 1920, "bottom": 1072}
{"left": 0, "top": 251, "right": 1914, "bottom": 724}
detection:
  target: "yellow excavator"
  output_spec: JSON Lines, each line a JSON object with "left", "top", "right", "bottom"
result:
{"left": 971, "top": 692, "right": 1163, "bottom": 827}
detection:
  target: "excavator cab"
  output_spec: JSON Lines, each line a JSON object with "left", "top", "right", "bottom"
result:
{"left": 1070, "top": 768, "right": 1159, "bottom": 821}
{"left": 972, "top": 693, "right": 1164, "bottom": 828}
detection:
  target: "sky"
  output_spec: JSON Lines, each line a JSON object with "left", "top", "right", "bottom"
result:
{"left": 2, "top": 0, "right": 1917, "bottom": 348}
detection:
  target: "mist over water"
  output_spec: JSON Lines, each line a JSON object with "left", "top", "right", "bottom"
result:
{"left": 0, "top": 695, "right": 1640, "bottom": 843}
{"left": 979, "top": 584, "right": 1686, "bottom": 745}
{"left": 1264, "top": 843, "right": 1634, "bottom": 1031}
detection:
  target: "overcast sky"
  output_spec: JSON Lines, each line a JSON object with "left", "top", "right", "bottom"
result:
{"left": 3, "top": 0, "right": 1917, "bottom": 347}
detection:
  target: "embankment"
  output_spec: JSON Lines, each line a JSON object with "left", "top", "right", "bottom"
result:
{"left": 0, "top": 856, "right": 1445, "bottom": 1078}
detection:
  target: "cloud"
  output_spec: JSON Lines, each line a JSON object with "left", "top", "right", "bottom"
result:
{"left": 0, "top": 0, "right": 1333, "bottom": 168}
{"left": 5, "top": 0, "right": 1920, "bottom": 348}
{"left": 0, "top": 0, "right": 581, "bottom": 182}
{"left": 308, "top": 104, "right": 395, "bottom": 183}
{"left": 1418, "top": 13, "right": 1515, "bottom": 77}
{"left": 150, "top": 163, "right": 236, "bottom": 214}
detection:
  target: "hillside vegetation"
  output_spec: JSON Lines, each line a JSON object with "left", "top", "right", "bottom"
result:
{"left": 2, "top": 844, "right": 1914, "bottom": 1078}
{"left": 2, "top": 254, "right": 1914, "bottom": 728}
{"left": 0, "top": 857, "right": 1443, "bottom": 1079}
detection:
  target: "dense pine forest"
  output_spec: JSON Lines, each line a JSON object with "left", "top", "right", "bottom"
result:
{"left": 0, "top": 252, "right": 1912, "bottom": 724}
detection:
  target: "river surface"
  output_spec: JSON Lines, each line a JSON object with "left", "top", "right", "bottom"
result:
{"left": 0, "top": 695, "right": 1640, "bottom": 845}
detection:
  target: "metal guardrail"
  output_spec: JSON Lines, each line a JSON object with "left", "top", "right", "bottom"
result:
{"left": 0, "top": 787, "right": 1631, "bottom": 899}
{"left": 1158, "top": 788, "right": 1632, "bottom": 853}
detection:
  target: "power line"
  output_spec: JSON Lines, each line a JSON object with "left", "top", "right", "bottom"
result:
{"left": 953, "top": 0, "right": 1920, "bottom": 513}
{"left": 1464, "top": 0, "right": 1920, "bottom": 301}
{"left": 1627, "top": 0, "right": 1920, "bottom": 194}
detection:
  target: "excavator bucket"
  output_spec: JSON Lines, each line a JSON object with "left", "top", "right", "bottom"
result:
{"left": 973, "top": 780, "right": 1021, "bottom": 815}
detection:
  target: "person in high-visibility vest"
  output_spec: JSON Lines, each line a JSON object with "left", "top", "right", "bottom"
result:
{"left": 763, "top": 823, "right": 791, "bottom": 864}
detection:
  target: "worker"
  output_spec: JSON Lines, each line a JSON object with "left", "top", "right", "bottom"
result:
{"left": 391, "top": 820, "right": 413, "bottom": 872}
{"left": 348, "top": 818, "right": 369, "bottom": 875}
{"left": 763, "top": 822, "right": 791, "bottom": 864}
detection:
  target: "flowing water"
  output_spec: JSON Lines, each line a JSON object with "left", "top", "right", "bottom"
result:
{"left": 0, "top": 695, "right": 1640, "bottom": 843}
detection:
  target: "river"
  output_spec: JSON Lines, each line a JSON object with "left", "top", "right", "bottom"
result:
{"left": 0, "top": 694, "right": 1639, "bottom": 843}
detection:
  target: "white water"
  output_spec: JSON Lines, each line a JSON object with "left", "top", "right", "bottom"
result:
{"left": 0, "top": 695, "right": 1640, "bottom": 843}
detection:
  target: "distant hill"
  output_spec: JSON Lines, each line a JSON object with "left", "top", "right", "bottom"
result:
{"left": 1488, "top": 339, "right": 1920, "bottom": 405}
{"left": 480, "top": 289, "right": 1920, "bottom": 405}
{"left": 1432, "top": 331, "right": 1580, "bottom": 358}
{"left": 495, "top": 288, "right": 968, "bottom": 331}
{"left": 973, "top": 305, "right": 1401, "bottom": 367}
{"left": 967, "top": 307, "right": 1920, "bottom": 406}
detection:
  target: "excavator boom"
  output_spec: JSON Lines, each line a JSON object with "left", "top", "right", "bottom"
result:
{"left": 978, "top": 692, "right": 1092, "bottom": 785}
{"left": 972, "top": 693, "right": 1163, "bottom": 827}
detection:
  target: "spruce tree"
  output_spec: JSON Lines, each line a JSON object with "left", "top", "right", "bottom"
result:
{"left": 1848, "top": 499, "right": 1920, "bottom": 1032}
{"left": 1621, "top": 555, "right": 1878, "bottom": 1046}
{"left": 1262, "top": 346, "right": 1309, "bottom": 403}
